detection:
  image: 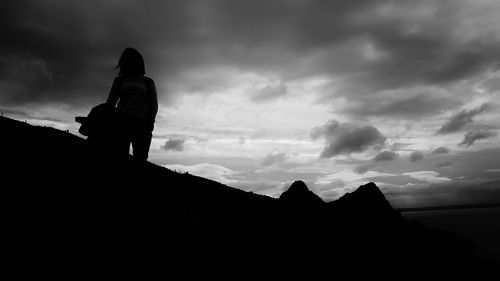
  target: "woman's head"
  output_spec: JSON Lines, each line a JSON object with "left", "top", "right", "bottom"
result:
{"left": 115, "top": 47, "right": 145, "bottom": 76}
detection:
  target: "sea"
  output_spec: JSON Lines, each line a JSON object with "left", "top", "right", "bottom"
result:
{"left": 402, "top": 207, "right": 500, "bottom": 262}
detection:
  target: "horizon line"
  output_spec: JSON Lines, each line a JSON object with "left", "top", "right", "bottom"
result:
{"left": 397, "top": 202, "right": 500, "bottom": 213}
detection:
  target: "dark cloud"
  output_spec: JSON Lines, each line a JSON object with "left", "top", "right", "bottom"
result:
{"left": 355, "top": 163, "right": 376, "bottom": 174}
{"left": 410, "top": 151, "right": 424, "bottom": 162}
{"left": 311, "top": 120, "right": 386, "bottom": 158}
{"left": 459, "top": 129, "right": 497, "bottom": 147}
{"left": 251, "top": 82, "right": 287, "bottom": 103}
{"left": 342, "top": 92, "right": 460, "bottom": 119}
{"left": 365, "top": 40, "right": 500, "bottom": 90}
{"left": 2, "top": 0, "right": 500, "bottom": 113}
{"left": 431, "top": 146, "right": 450, "bottom": 154}
{"left": 162, "top": 138, "right": 185, "bottom": 152}
{"left": 0, "top": 0, "right": 199, "bottom": 106}
{"left": 443, "top": 148, "right": 500, "bottom": 180}
{"left": 0, "top": 52, "right": 53, "bottom": 104}
{"left": 373, "top": 150, "right": 398, "bottom": 162}
{"left": 315, "top": 3, "right": 500, "bottom": 107}
{"left": 354, "top": 150, "right": 399, "bottom": 173}
{"left": 262, "top": 151, "right": 288, "bottom": 166}
{"left": 437, "top": 161, "right": 452, "bottom": 168}
{"left": 437, "top": 103, "right": 490, "bottom": 134}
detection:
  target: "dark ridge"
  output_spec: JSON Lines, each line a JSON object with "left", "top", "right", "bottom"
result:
{"left": 1, "top": 116, "right": 495, "bottom": 279}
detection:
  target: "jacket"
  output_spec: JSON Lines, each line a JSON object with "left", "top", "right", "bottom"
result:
{"left": 106, "top": 76, "right": 158, "bottom": 123}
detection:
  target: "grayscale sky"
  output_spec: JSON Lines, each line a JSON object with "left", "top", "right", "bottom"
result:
{"left": 2, "top": 0, "right": 500, "bottom": 208}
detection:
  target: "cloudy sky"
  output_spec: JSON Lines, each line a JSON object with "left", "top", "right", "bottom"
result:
{"left": 2, "top": 0, "right": 500, "bottom": 208}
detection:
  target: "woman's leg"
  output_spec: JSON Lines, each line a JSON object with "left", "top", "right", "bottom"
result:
{"left": 114, "top": 114, "right": 132, "bottom": 156}
{"left": 131, "top": 122, "right": 152, "bottom": 161}
{"left": 116, "top": 135, "right": 131, "bottom": 156}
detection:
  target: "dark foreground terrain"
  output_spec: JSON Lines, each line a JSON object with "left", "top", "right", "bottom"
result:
{"left": 1, "top": 116, "right": 496, "bottom": 279}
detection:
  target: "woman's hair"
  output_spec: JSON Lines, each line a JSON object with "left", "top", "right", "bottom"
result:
{"left": 115, "top": 47, "right": 145, "bottom": 76}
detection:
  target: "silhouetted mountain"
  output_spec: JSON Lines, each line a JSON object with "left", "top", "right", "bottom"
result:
{"left": 0, "top": 116, "right": 495, "bottom": 279}
{"left": 337, "top": 181, "right": 390, "bottom": 207}
{"left": 280, "top": 180, "right": 324, "bottom": 206}
{"left": 327, "top": 182, "right": 395, "bottom": 219}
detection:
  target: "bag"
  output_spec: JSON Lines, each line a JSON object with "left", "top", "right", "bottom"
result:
{"left": 75, "top": 103, "right": 117, "bottom": 137}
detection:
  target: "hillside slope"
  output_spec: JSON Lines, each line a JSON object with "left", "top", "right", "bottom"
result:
{"left": 0, "top": 116, "right": 493, "bottom": 279}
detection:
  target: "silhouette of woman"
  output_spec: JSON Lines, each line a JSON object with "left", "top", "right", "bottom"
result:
{"left": 106, "top": 48, "right": 158, "bottom": 161}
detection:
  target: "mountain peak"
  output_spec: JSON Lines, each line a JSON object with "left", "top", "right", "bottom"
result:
{"left": 331, "top": 182, "right": 393, "bottom": 214}
{"left": 279, "top": 180, "right": 324, "bottom": 205}
{"left": 353, "top": 182, "right": 385, "bottom": 198}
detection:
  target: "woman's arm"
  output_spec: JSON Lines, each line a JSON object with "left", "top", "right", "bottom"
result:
{"left": 106, "top": 77, "right": 121, "bottom": 106}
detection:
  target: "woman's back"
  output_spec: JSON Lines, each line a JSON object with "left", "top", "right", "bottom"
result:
{"left": 115, "top": 76, "right": 149, "bottom": 119}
